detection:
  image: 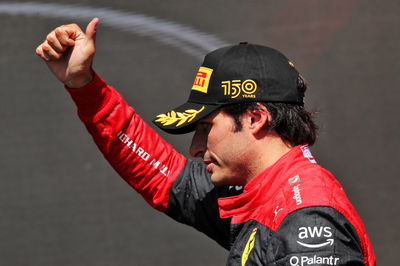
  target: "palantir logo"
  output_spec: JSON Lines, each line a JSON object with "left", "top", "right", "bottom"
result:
{"left": 290, "top": 255, "right": 339, "bottom": 266}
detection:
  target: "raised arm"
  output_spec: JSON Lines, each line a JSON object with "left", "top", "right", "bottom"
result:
{"left": 36, "top": 21, "right": 232, "bottom": 247}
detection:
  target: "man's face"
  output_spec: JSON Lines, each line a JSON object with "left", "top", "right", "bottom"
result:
{"left": 189, "top": 110, "right": 253, "bottom": 186}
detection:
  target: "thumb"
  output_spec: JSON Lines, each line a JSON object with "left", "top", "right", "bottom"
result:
{"left": 85, "top": 17, "right": 99, "bottom": 43}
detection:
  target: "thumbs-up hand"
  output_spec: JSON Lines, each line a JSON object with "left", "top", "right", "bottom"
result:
{"left": 36, "top": 18, "right": 99, "bottom": 88}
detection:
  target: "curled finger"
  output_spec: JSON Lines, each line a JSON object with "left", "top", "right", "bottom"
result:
{"left": 36, "top": 44, "right": 50, "bottom": 61}
{"left": 46, "top": 32, "right": 65, "bottom": 53}
{"left": 55, "top": 26, "right": 77, "bottom": 46}
{"left": 41, "top": 42, "right": 63, "bottom": 61}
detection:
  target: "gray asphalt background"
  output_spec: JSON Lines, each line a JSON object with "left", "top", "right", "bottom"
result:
{"left": 1, "top": 0, "right": 399, "bottom": 265}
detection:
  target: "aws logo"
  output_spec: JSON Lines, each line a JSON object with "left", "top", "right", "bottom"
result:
{"left": 297, "top": 226, "right": 334, "bottom": 249}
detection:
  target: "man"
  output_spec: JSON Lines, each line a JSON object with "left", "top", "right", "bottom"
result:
{"left": 36, "top": 18, "right": 376, "bottom": 265}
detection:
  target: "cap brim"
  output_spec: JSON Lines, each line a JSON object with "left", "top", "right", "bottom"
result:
{"left": 152, "top": 102, "right": 220, "bottom": 134}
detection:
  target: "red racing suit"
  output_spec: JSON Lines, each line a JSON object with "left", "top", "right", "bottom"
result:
{"left": 66, "top": 73, "right": 376, "bottom": 266}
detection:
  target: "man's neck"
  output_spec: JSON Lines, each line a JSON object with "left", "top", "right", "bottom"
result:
{"left": 245, "top": 133, "right": 293, "bottom": 184}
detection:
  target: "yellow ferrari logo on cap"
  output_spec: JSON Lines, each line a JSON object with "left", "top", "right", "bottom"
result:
{"left": 191, "top": 67, "right": 213, "bottom": 93}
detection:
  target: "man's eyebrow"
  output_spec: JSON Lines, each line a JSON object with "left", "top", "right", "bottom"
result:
{"left": 197, "top": 121, "right": 212, "bottom": 127}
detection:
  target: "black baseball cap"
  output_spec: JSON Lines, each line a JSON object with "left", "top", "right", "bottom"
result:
{"left": 153, "top": 42, "right": 303, "bottom": 134}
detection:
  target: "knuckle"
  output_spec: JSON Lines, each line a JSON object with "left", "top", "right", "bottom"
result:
{"left": 56, "top": 25, "right": 65, "bottom": 31}
{"left": 59, "top": 24, "right": 77, "bottom": 31}
{"left": 54, "top": 28, "right": 63, "bottom": 36}
{"left": 41, "top": 43, "right": 49, "bottom": 51}
{"left": 46, "top": 34, "right": 54, "bottom": 43}
{"left": 35, "top": 47, "right": 42, "bottom": 56}
{"left": 55, "top": 27, "right": 71, "bottom": 44}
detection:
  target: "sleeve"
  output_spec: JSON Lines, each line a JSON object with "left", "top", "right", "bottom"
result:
{"left": 66, "top": 73, "right": 187, "bottom": 211}
{"left": 66, "top": 73, "right": 235, "bottom": 248}
{"left": 268, "top": 206, "right": 366, "bottom": 266}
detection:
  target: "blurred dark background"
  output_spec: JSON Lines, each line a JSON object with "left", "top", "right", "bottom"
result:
{"left": 0, "top": 0, "right": 398, "bottom": 265}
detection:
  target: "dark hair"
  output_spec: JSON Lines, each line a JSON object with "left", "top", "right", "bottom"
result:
{"left": 220, "top": 75, "right": 318, "bottom": 146}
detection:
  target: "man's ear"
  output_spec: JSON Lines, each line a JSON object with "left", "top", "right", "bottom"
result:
{"left": 245, "top": 104, "right": 271, "bottom": 134}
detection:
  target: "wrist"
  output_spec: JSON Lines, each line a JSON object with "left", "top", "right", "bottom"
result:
{"left": 65, "top": 70, "right": 94, "bottom": 89}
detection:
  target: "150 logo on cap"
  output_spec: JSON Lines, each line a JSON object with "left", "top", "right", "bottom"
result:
{"left": 191, "top": 67, "right": 213, "bottom": 93}
{"left": 221, "top": 79, "right": 257, "bottom": 99}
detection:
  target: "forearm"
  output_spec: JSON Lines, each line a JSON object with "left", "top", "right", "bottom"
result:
{"left": 66, "top": 73, "right": 186, "bottom": 211}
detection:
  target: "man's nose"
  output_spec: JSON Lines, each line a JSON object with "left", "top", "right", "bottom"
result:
{"left": 189, "top": 129, "right": 206, "bottom": 158}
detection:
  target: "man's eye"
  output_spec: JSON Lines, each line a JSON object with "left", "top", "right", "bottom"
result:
{"left": 198, "top": 122, "right": 212, "bottom": 132}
